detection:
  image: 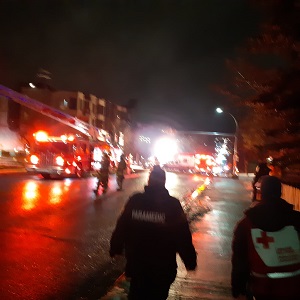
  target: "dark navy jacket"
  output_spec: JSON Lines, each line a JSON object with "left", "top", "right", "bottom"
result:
{"left": 110, "top": 185, "right": 197, "bottom": 278}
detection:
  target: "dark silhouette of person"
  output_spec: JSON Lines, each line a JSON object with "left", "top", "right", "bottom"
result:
{"left": 232, "top": 175, "right": 300, "bottom": 300}
{"left": 252, "top": 161, "right": 271, "bottom": 201}
{"left": 109, "top": 165, "right": 197, "bottom": 300}
{"left": 116, "top": 154, "right": 127, "bottom": 191}
{"left": 94, "top": 153, "right": 110, "bottom": 194}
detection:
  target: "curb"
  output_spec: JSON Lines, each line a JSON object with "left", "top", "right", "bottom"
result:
{"left": 0, "top": 168, "right": 27, "bottom": 174}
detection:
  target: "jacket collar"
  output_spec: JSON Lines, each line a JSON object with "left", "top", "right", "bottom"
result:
{"left": 144, "top": 185, "right": 169, "bottom": 195}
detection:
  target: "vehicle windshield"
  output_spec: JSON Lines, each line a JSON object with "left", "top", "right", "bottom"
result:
{"left": 33, "top": 142, "right": 72, "bottom": 154}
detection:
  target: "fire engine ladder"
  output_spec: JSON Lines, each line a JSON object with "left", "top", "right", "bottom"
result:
{"left": 0, "top": 84, "right": 106, "bottom": 141}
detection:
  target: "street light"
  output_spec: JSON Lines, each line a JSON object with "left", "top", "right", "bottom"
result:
{"left": 216, "top": 107, "right": 239, "bottom": 178}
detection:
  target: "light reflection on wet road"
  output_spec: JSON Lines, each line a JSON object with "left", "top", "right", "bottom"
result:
{"left": 168, "top": 176, "right": 252, "bottom": 299}
{"left": 0, "top": 171, "right": 204, "bottom": 299}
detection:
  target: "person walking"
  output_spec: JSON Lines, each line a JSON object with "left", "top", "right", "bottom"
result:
{"left": 252, "top": 161, "right": 271, "bottom": 201}
{"left": 231, "top": 175, "right": 300, "bottom": 300}
{"left": 109, "top": 165, "right": 197, "bottom": 300}
{"left": 94, "top": 152, "right": 110, "bottom": 195}
{"left": 116, "top": 154, "right": 127, "bottom": 191}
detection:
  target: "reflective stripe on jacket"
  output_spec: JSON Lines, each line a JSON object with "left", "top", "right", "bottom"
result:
{"left": 246, "top": 218, "right": 300, "bottom": 298}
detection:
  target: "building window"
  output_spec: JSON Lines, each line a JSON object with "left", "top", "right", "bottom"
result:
{"left": 68, "top": 97, "right": 77, "bottom": 110}
{"left": 97, "top": 106, "right": 104, "bottom": 115}
{"left": 82, "top": 100, "right": 90, "bottom": 115}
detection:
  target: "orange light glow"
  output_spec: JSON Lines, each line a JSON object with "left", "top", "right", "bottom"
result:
{"left": 192, "top": 175, "right": 202, "bottom": 181}
{"left": 67, "top": 135, "right": 75, "bottom": 141}
{"left": 34, "top": 131, "right": 48, "bottom": 142}
{"left": 22, "top": 182, "right": 38, "bottom": 210}
{"left": 49, "top": 185, "right": 63, "bottom": 205}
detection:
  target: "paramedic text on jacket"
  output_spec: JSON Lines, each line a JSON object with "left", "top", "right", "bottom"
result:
{"left": 109, "top": 165, "right": 197, "bottom": 300}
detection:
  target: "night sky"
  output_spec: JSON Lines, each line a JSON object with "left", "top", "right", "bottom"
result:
{"left": 0, "top": 0, "right": 261, "bottom": 132}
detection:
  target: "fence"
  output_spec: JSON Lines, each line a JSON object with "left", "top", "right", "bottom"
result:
{"left": 282, "top": 184, "right": 300, "bottom": 212}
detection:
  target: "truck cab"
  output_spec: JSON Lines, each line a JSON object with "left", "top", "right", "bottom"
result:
{"left": 26, "top": 131, "right": 111, "bottom": 179}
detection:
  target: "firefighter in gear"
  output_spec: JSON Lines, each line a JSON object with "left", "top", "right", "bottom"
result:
{"left": 231, "top": 175, "right": 300, "bottom": 300}
{"left": 116, "top": 154, "right": 127, "bottom": 191}
{"left": 94, "top": 153, "right": 110, "bottom": 195}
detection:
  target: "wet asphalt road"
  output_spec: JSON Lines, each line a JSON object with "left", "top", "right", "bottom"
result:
{"left": 0, "top": 171, "right": 206, "bottom": 300}
{"left": 99, "top": 174, "right": 253, "bottom": 300}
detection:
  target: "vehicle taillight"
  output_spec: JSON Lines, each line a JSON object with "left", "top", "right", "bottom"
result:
{"left": 56, "top": 156, "right": 64, "bottom": 166}
{"left": 30, "top": 155, "right": 39, "bottom": 165}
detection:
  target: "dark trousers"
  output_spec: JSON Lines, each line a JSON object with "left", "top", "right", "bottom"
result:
{"left": 252, "top": 181, "right": 257, "bottom": 201}
{"left": 128, "top": 273, "right": 176, "bottom": 300}
{"left": 116, "top": 174, "right": 124, "bottom": 189}
{"left": 96, "top": 172, "right": 108, "bottom": 190}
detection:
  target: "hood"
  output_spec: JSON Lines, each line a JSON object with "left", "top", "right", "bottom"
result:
{"left": 260, "top": 175, "right": 281, "bottom": 201}
{"left": 144, "top": 185, "right": 170, "bottom": 197}
{"left": 245, "top": 198, "right": 294, "bottom": 231}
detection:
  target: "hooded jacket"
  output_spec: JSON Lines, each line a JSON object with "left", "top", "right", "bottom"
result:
{"left": 231, "top": 196, "right": 300, "bottom": 299}
{"left": 253, "top": 163, "right": 271, "bottom": 184}
{"left": 110, "top": 185, "right": 197, "bottom": 278}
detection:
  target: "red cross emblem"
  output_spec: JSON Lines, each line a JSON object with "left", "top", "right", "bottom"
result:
{"left": 256, "top": 231, "right": 275, "bottom": 249}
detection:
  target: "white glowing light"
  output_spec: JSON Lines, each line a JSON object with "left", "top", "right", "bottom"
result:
{"left": 34, "top": 131, "right": 48, "bottom": 142}
{"left": 139, "top": 135, "right": 151, "bottom": 143}
{"left": 153, "top": 137, "right": 178, "bottom": 164}
{"left": 29, "top": 82, "right": 36, "bottom": 88}
{"left": 191, "top": 190, "right": 199, "bottom": 199}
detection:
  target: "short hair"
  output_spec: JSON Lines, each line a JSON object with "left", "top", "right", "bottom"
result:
{"left": 148, "top": 165, "right": 166, "bottom": 187}
{"left": 261, "top": 175, "right": 282, "bottom": 201}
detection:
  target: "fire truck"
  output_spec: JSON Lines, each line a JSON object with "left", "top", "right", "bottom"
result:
{"left": 163, "top": 152, "right": 216, "bottom": 175}
{"left": 0, "top": 84, "right": 115, "bottom": 178}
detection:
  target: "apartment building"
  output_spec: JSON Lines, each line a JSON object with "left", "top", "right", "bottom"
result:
{"left": 19, "top": 83, "right": 129, "bottom": 149}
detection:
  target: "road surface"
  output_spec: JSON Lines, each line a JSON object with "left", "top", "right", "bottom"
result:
{"left": 0, "top": 170, "right": 207, "bottom": 299}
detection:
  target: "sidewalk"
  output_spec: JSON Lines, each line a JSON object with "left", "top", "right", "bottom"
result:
{"left": 100, "top": 174, "right": 253, "bottom": 300}
{"left": 0, "top": 156, "right": 26, "bottom": 174}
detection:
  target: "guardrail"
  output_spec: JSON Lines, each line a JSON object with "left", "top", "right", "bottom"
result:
{"left": 282, "top": 184, "right": 300, "bottom": 212}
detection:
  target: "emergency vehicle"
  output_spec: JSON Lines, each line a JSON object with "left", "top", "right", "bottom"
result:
{"left": 163, "top": 152, "right": 215, "bottom": 174}
{"left": 0, "top": 84, "right": 115, "bottom": 178}
{"left": 25, "top": 130, "right": 113, "bottom": 178}
{"left": 194, "top": 153, "right": 215, "bottom": 175}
